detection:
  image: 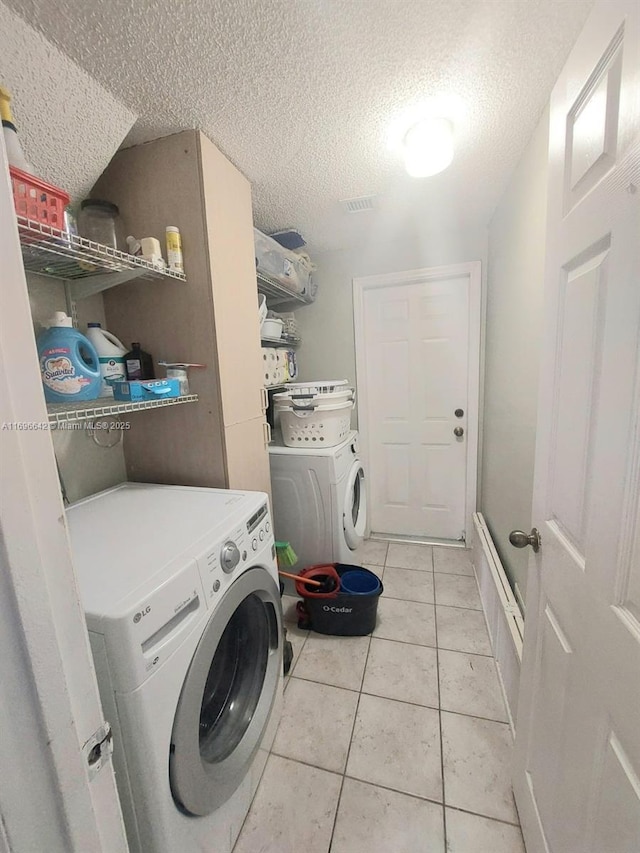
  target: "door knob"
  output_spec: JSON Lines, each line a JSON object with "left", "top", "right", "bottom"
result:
{"left": 453, "top": 426, "right": 464, "bottom": 437}
{"left": 509, "top": 528, "right": 541, "bottom": 552}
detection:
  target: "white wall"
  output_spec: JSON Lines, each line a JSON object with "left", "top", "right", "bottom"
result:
{"left": 480, "top": 105, "right": 549, "bottom": 609}
{"left": 296, "top": 226, "right": 488, "bottom": 427}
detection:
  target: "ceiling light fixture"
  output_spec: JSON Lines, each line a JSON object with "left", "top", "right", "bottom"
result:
{"left": 402, "top": 117, "right": 454, "bottom": 178}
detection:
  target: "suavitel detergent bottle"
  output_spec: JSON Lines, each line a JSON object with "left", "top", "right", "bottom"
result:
{"left": 37, "top": 312, "right": 101, "bottom": 403}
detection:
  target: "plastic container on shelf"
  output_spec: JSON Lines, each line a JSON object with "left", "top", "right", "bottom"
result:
{"left": 261, "top": 318, "right": 283, "bottom": 339}
{"left": 254, "top": 228, "right": 312, "bottom": 295}
{"left": 9, "top": 167, "right": 69, "bottom": 231}
{"left": 86, "top": 323, "right": 127, "bottom": 397}
{"left": 36, "top": 312, "right": 101, "bottom": 403}
{"left": 78, "top": 199, "right": 125, "bottom": 250}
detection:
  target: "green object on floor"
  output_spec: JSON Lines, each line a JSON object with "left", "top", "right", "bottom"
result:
{"left": 275, "top": 540, "right": 297, "bottom": 568}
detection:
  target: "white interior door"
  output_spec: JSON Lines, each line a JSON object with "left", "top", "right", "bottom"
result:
{"left": 513, "top": 2, "right": 640, "bottom": 851}
{"left": 354, "top": 263, "right": 480, "bottom": 542}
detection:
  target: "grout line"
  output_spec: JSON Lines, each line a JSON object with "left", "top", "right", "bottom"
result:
{"left": 433, "top": 544, "right": 449, "bottom": 851}
{"left": 327, "top": 635, "right": 372, "bottom": 852}
{"left": 384, "top": 563, "right": 434, "bottom": 573}
{"left": 443, "top": 803, "right": 523, "bottom": 829}
{"left": 268, "top": 750, "right": 344, "bottom": 778}
{"left": 382, "top": 593, "right": 436, "bottom": 605}
{"left": 342, "top": 774, "right": 444, "bottom": 808}
{"left": 370, "top": 634, "right": 438, "bottom": 650}
{"left": 438, "top": 706, "right": 511, "bottom": 726}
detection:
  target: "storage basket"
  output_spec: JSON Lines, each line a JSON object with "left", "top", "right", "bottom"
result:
{"left": 273, "top": 386, "right": 354, "bottom": 407}
{"left": 275, "top": 398, "right": 353, "bottom": 446}
{"left": 10, "top": 167, "right": 69, "bottom": 231}
{"left": 283, "top": 380, "right": 348, "bottom": 395}
{"left": 295, "top": 564, "right": 383, "bottom": 636}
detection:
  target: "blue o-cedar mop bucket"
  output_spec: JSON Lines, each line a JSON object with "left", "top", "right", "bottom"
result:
{"left": 295, "top": 564, "right": 383, "bottom": 636}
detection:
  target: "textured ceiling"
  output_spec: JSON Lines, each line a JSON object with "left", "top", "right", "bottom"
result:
{"left": 4, "top": 0, "right": 594, "bottom": 252}
{"left": 0, "top": 2, "right": 135, "bottom": 201}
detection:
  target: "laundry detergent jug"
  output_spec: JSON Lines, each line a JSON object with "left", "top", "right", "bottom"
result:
{"left": 37, "top": 312, "right": 101, "bottom": 403}
{"left": 86, "top": 322, "right": 127, "bottom": 397}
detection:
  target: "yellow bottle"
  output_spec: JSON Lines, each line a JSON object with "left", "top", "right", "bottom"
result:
{"left": 1, "top": 85, "right": 33, "bottom": 173}
{"left": 165, "top": 226, "right": 183, "bottom": 272}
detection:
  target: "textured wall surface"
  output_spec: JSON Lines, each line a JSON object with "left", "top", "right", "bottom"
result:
{"left": 0, "top": 1, "right": 135, "bottom": 200}
{"left": 4, "top": 0, "right": 593, "bottom": 250}
{"left": 480, "top": 105, "right": 550, "bottom": 609}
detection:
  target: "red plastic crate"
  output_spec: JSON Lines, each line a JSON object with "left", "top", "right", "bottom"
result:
{"left": 9, "top": 166, "right": 69, "bottom": 230}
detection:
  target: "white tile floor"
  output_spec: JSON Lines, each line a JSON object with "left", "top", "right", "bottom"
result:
{"left": 233, "top": 542, "right": 526, "bottom": 853}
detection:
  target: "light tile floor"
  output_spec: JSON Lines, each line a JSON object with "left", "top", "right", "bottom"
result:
{"left": 233, "top": 542, "right": 526, "bottom": 853}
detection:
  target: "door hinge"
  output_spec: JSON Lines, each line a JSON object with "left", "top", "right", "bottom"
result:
{"left": 83, "top": 722, "right": 113, "bottom": 780}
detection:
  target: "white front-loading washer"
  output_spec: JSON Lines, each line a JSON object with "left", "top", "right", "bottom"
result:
{"left": 66, "top": 482, "right": 283, "bottom": 853}
{"left": 268, "top": 430, "right": 367, "bottom": 580}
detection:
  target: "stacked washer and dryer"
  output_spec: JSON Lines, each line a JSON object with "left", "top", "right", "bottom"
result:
{"left": 268, "top": 381, "right": 368, "bottom": 582}
{"left": 66, "top": 483, "right": 283, "bottom": 853}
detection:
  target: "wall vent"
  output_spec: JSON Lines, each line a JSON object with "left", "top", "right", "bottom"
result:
{"left": 341, "top": 195, "right": 377, "bottom": 213}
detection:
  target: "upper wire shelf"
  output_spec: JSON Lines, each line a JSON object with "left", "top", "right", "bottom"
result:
{"left": 18, "top": 217, "right": 186, "bottom": 297}
{"left": 256, "top": 270, "right": 314, "bottom": 307}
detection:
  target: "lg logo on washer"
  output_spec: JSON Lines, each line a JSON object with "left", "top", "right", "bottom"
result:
{"left": 133, "top": 606, "right": 151, "bottom": 623}
{"left": 322, "top": 605, "right": 353, "bottom": 613}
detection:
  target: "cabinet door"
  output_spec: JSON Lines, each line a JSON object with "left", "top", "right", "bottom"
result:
{"left": 224, "top": 416, "right": 272, "bottom": 500}
{"left": 199, "top": 133, "right": 264, "bottom": 426}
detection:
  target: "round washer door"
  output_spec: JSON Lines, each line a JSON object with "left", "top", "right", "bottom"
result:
{"left": 170, "top": 566, "right": 281, "bottom": 816}
{"left": 343, "top": 461, "right": 367, "bottom": 550}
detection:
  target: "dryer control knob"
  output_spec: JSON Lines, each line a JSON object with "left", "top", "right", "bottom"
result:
{"left": 220, "top": 541, "right": 241, "bottom": 574}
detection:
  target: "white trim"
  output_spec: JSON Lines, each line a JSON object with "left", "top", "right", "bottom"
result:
{"left": 471, "top": 512, "right": 523, "bottom": 735}
{"left": 353, "top": 262, "right": 482, "bottom": 543}
{"left": 0, "top": 138, "right": 128, "bottom": 849}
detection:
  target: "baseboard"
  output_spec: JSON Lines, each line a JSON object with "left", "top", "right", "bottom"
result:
{"left": 471, "top": 512, "right": 524, "bottom": 734}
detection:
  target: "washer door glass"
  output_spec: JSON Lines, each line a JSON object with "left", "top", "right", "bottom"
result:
{"left": 199, "top": 593, "right": 270, "bottom": 764}
{"left": 343, "top": 463, "right": 367, "bottom": 549}
{"left": 170, "top": 567, "right": 281, "bottom": 816}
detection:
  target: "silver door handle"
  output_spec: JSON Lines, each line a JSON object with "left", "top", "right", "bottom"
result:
{"left": 509, "top": 528, "right": 541, "bottom": 552}
{"left": 454, "top": 426, "right": 464, "bottom": 437}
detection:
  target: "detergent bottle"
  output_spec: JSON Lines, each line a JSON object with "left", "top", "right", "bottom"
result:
{"left": 37, "top": 312, "right": 101, "bottom": 403}
{"left": 86, "top": 322, "right": 128, "bottom": 397}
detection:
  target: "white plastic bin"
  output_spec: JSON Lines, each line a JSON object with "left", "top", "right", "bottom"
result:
{"left": 254, "top": 228, "right": 312, "bottom": 295}
{"left": 275, "top": 399, "right": 353, "bottom": 447}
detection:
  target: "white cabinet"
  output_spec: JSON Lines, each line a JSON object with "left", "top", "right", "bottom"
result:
{"left": 93, "top": 130, "right": 270, "bottom": 495}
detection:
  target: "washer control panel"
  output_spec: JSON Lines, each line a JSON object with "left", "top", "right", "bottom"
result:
{"left": 196, "top": 502, "right": 274, "bottom": 604}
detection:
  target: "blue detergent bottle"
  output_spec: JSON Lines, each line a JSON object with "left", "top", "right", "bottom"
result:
{"left": 37, "top": 312, "right": 102, "bottom": 403}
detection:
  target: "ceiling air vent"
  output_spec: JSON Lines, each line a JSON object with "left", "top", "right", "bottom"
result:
{"left": 341, "top": 195, "right": 377, "bottom": 213}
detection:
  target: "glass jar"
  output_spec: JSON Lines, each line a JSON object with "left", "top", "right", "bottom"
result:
{"left": 77, "top": 199, "right": 125, "bottom": 250}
